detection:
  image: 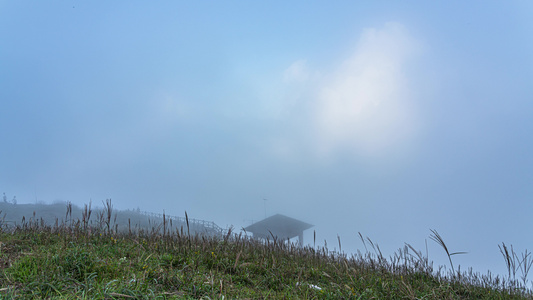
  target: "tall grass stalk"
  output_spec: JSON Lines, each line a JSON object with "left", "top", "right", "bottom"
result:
{"left": 429, "top": 229, "right": 467, "bottom": 274}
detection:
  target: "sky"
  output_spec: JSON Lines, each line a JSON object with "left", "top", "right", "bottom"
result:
{"left": 2, "top": 1, "right": 533, "bottom": 278}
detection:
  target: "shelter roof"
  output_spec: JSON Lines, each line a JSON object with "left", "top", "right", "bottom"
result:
{"left": 243, "top": 214, "right": 313, "bottom": 240}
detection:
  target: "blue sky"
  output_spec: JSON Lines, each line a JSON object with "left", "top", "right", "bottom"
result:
{"left": 2, "top": 1, "right": 533, "bottom": 277}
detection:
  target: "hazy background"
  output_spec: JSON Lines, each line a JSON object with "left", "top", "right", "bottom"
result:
{"left": 1, "top": 1, "right": 532, "bottom": 277}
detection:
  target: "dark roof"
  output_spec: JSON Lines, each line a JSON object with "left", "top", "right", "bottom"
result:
{"left": 243, "top": 214, "right": 313, "bottom": 240}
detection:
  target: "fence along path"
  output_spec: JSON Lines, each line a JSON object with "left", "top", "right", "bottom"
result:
{"left": 140, "top": 211, "right": 224, "bottom": 236}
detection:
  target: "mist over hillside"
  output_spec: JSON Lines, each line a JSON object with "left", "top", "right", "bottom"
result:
{"left": 0, "top": 201, "right": 223, "bottom": 237}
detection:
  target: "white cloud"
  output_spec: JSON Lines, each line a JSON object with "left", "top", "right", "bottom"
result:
{"left": 278, "top": 22, "right": 421, "bottom": 160}
{"left": 315, "top": 22, "right": 420, "bottom": 157}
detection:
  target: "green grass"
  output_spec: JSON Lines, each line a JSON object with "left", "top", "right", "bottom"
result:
{"left": 0, "top": 202, "right": 531, "bottom": 299}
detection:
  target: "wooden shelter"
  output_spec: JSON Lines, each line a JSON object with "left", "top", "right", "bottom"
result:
{"left": 244, "top": 214, "right": 313, "bottom": 247}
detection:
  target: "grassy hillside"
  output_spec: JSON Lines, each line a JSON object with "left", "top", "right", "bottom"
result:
{"left": 0, "top": 203, "right": 531, "bottom": 299}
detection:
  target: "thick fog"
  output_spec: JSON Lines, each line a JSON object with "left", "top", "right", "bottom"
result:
{"left": 1, "top": 1, "right": 533, "bottom": 278}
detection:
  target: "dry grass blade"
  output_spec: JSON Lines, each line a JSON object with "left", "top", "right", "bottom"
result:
{"left": 499, "top": 242, "right": 513, "bottom": 279}
{"left": 65, "top": 201, "right": 72, "bottom": 223}
{"left": 185, "top": 211, "right": 190, "bottom": 237}
{"left": 429, "top": 229, "right": 467, "bottom": 274}
{"left": 268, "top": 230, "right": 278, "bottom": 248}
{"left": 358, "top": 232, "right": 368, "bottom": 252}
{"left": 233, "top": 250, "right": 242, "bottom": 270}
{"left": 224, "top": 226, "right": 233, "bottom": 242}
{"left": 405, "top": 242, "right": 429, "bottom": 272}
{"left": 499, "top": 242, "right": 533, "bottom": 286}
{"left": 518, "top": 250, "right": 533, "bottom": 285}
{"left": 109, "top": 292, "right": 136, "bottom": 299}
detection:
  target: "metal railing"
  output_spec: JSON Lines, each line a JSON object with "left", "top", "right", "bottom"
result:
{"left": 140, "top": 211, "right": 224, "bottom": 236}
